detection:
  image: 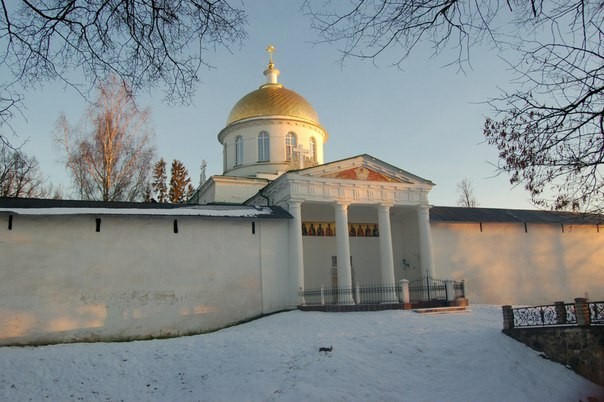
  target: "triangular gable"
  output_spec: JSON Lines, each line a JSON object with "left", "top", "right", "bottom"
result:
{"left": 295, "top": 154, "right": 434, "bottom": 186}
{"left": 320, "top": 166, "right": 400, "bottom": 182}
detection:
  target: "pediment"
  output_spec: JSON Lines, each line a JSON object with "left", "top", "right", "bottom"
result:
{"left": 319, "top": 166, "right": 401, "bottom": 183}
{"left": 296, "top": 154, "right": 434, "bottom": 186}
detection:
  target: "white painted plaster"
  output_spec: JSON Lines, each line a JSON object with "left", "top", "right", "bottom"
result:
{"left": 431, "top": 221, "right": 604, "bottom": 305}
{"left": 0, "top": 214, "right": 288, "bottom": 345}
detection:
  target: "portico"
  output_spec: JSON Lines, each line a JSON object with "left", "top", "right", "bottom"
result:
{"left": 247, "top": 154, "right": 436, "bottom": 307}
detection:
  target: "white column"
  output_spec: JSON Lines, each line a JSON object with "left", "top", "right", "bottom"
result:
{"left": 334, "top": 202, "right": 355, "bottom": 304}
{"left": 417, "top": 205, "right": 435, "bottom": 278}
{"left": 377, "top": 204, "right": 398, "bottom": 302}
{"left": 288, "top": 201, "right": 305, "bottom": 306}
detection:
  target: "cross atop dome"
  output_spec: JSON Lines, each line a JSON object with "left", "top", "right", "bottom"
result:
{"left": 266, "top": 44, "right": 275, "bottom": 68}
{"left": 263, "top": 44, "right": 280, "bottom": 85}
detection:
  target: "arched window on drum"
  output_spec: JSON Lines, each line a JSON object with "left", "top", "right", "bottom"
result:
{"left": 235, "top": 135, "right": 243, "bottom": 166}
{"left": 258, "top": 131, "right": 270, "bottom": 162}
{"left": 285, "top": 132, "right": 297, "bottom": 161}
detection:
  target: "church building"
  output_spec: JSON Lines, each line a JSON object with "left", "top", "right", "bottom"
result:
{"left": 0, "top": 51, "right": 602, "bottom": 346}
{"left": 193, "top": 54, "right": 439, "bottom": 308}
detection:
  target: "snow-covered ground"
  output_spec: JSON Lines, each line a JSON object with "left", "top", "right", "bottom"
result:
{"left": 1, "top": 305, "right": 602, "bottom": 401}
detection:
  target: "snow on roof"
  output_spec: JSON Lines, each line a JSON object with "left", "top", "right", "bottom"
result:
{"left": 0, "top": 198, "right": 291, "bottom": 219}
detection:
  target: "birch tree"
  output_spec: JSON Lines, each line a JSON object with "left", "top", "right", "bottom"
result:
{"left": 56, "top": 77, "right": 155, "bottom": 202}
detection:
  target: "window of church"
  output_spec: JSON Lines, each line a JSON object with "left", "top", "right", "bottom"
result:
{"left": 309, "top": 137, "right": 317, "bottom": 162}
{"left": 235, "top": 136, "right": 243, "bottom": 166}
{"left": 258, "top": 131, "right": 269, "bottom": 162}
{"left": 285, "top": 132, "right": 297, "bottom": 161}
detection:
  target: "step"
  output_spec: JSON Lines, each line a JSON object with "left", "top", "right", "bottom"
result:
{"left": 413, "top": 306, "right": 470, "bottom": 315}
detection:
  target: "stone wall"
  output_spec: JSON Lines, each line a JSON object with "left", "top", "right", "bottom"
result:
{"left": 503, "top": 326, "right": 604, "bottom": 386}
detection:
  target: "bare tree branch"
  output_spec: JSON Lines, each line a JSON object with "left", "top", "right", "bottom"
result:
{"left": 0, "top": 0, "right": 247, "bottom": 145}
{"left": 306, "top": 0, "right": 603, "bottom": 213}
{"left": 0, "top": 140, "right": 49, "bottom": 197}
{"left": 456, "top": 177, "right": 479, "bottom": 207}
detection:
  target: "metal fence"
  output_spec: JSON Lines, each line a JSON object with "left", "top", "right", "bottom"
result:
{"left": 407, "top": 275, "right": 464, "bottom": 302}
{"left": 512, "top": 304, "right": 576, "bottom": 327}
{"left": 300, "top": 276, "right": 465, "bottom": 306}
{"left": 509, "top": 301, "right": 603, "bottom": 328}
{"left": 590, "top": 302, "right": 604, "bottom": 324}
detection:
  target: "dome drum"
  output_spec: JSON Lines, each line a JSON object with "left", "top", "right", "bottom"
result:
{"left": 218, "top": 60, "right": 327, "bottom": 177}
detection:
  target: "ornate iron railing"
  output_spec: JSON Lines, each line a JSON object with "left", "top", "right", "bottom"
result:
{"left": 563, "top": 303, "right": 577, "bottom": 324}
{"left": 508, "top": 301, "right": 604, "bottom": 328}
{"left": 589, "top": 302, "right": 604, "bottom": 324}
{"left": 513, "top": 304, "right": 563, "bottom": 327}
{"left": 300, "top": 276, "right": 465, "bottom": 306}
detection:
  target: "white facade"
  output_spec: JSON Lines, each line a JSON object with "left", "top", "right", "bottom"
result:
{"left": 0, "top": 207, "right": 289, "bottom": 346}
{"left": 246, "top": 154, "right": 436, "bottom": 307}
{"left": 432, "top": 220, "right": 604, "bottom": 305}
{"left": 220, "top": 119, "right": 326, "bottom": 177}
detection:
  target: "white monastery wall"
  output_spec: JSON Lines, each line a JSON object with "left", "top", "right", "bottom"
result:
{"left": 431, "top": 221, "right": 604, "bottom": 305}
{"left": 0, "top": 214, "right": 288, "bottom": 346}
{"left": 257, "top": 219, "right": 290, "bottom": 312}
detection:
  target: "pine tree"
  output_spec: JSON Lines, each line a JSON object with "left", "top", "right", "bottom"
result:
{"left": 152, "top": 158, "right": 168, "bottom": 202}
{"left": 169, "top": 160, "right": 191, "bottom": 203}
{"left": 186, "top": 183, "right": 195, "bottom": 202}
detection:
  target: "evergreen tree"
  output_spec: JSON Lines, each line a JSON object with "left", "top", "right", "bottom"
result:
{"left": 186, "top": 183, "right": 195, "bottom": 202}
{"left": 169, "top": 160, "right": 191, "bottom": 203}
{"left": 152, "top": 158, "right": 168, "bottom": 202}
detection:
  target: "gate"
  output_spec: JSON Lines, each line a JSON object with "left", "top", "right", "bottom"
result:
{"left": 408, "top": 275, "right": 452, "bottom": 302}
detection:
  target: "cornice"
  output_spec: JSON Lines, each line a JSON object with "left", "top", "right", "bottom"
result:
{"left": 218, "top": 116, "right": 328, "bottom": 144}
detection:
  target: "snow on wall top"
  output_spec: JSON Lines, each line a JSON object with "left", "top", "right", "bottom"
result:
{"left": 0, "top": 198, "right": 291, "bottom": 219}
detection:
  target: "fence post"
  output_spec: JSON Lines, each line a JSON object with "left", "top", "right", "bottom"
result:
{"left": 554, "top": 301, "right": 567, "bottom": 325}
{"left": 355, "top": 283, "right": 361, "bottom": 305}
{"left": 445, "top": 280, "right": 455, "bottom": 302}
{"left": 575, "top": 298, "right": 591, "bottom": 326}
{"left": 502, "top": 305, "right": 515, "bottom": 330}
{"left": 400, "top": 279, "right": 410, "bottom": 304}
{"left": 320, "top": 285, "right": 325, "bottom": 306}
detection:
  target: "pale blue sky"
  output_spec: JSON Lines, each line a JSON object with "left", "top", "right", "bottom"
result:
{"left": 6, "top": 0, "right": 535, "bottom": 209}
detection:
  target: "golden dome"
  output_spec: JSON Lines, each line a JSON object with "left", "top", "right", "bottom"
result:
{"left": 226, "top": 84, "right": 320, "bottom": 126}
